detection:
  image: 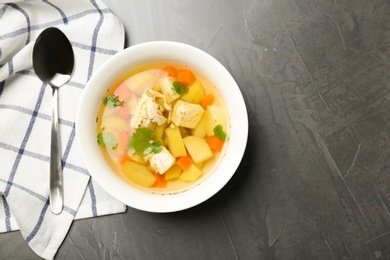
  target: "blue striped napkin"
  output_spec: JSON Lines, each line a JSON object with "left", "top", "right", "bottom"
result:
{"left": 0, "top": 1, "right": 127, "bottom": 259}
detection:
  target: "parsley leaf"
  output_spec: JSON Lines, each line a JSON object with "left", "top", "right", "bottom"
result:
{"left": 127, "top": 127, "right": 163, "bottom": 156}
{"left": 97, "top": 132, "right": 117, "bottom": 149}
{"left": 150, "top": 140, "right": 163, "bottom": 154}
{"left": 213, "top": 124, "right": 228, "bottom": 142}
{"left": 172, "top": 81, "right": 189, "bottom": 95}
{"left": 103, "top": 94, "right": 124, "bottom": 108}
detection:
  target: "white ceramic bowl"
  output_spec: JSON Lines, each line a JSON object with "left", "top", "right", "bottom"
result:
{"left": 76, "top": 41, "right": 248, "bottom": 212}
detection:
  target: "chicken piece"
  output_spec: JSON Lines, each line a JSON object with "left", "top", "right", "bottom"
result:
{"left": 146, "top": 89, "right": 172, "bottom": 111}
{"left": 144, "top": 147, "right": 175, "bottom": 175}
{"left": 171, "top": 100, "right": 204, "bottom": 129}
{"left": 130, "top": 90, "right": 167, "bottom": 129}
{"left": 159, "top": 76, "right": 180, "bottom": 103}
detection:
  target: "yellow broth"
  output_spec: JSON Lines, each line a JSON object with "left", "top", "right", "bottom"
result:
{"left": 96, "top": 61, "right": 229, "bottom": 192}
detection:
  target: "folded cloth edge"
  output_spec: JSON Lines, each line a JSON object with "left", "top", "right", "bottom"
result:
{"left": 0, "top": 0, "right": 127, "bottom": 259}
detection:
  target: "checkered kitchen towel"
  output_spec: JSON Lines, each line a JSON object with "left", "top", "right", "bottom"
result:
{"left": 0, "top": 1, "right": 127, "bottom": 259}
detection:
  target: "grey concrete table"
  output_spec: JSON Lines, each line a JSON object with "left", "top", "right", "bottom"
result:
{"left": 2, "top": 0, "right": 390, "bottom": 259}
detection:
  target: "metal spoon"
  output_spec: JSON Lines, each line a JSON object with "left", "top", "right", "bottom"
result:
{"left": 33, "top": 27, "right": 74, "bottom": 215}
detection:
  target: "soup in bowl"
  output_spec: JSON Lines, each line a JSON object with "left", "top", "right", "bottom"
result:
{"left": 76, "top": 41, "right": 247, "bottom": 212}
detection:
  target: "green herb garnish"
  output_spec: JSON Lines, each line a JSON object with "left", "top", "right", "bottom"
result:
{"left": 103, "top": 94, "right": 124, "bottom": 108}
{"left": 213, "top": 124, "right": 228, "bottom": 142}
{"left": 172, "top": 81, "right": 189, "bottom": 95}
{"left": 97, "top": 132, "right": 117, "bottom": 149}
{"left": 127, "top": 127, "right": 163, "bottom": 156}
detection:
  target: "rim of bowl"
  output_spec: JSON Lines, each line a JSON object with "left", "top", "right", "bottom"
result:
{"left": 75, "top": 41, "right": 248, "bottom": 213}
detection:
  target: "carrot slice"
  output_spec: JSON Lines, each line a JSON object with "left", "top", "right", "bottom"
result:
{"left": 207, "top": 136, "right": 224, "bottom": 152}
{"left": 160, "top": 66, "right": 177, "bottom": 77}
{"left": 176, "top": 156, "right": 193, "bottom": 171}
{"left": 152, "top": 172, "right": 167, "bottom": 188}
{"left": 200, "top": 94, "right": 215, "bottom": 109}
{"left": 119, "top": 105, "right": 131, "bottom": 119}
{"left": 114, "top": 84, "right": 132, "bottom": 101}
{"left": 118, "top": 132, "right": 131, "bottom": 150}
{"left": 176, "top": 69, "right": 195, "bottom": 86}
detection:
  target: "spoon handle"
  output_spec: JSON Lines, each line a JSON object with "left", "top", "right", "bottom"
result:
{"left": 50, "top": 87, "right": 63, "bottom": 214}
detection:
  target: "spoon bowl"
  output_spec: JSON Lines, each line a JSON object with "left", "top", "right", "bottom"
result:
{"left": 33, "top": 27, "right": 74, "bottom": 214}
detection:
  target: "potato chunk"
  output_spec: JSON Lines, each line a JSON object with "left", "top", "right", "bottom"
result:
{"left": 165, "top": 125, "right": 187, "bottom": 158}
{"left": 180, "top": 164, "right": 202, "bottom": 182}
{"left": 154, "top": 121, "right": 167, "bottom": 141}
{"left": 123, "top": 70, "right": 158, "bottom": 95}
{"left": 165, "top": 164, "right": 182, "bottom": 181}
{"left": 122, "top": 161, "right": 156, "bottom": 187}
{"left": 101, "top": 116, "right": 131, "bottom": 133}
{"left": 180, "top": 80, "right": 205, "bottom": 104}
{"left": 126, "top": 152, "right": 146, "bottom": 164}
{"left": 183, "top": 136, "right": 213, "bottom": 164}
{"left": 191, "top": 113, "right": 207, "bottom": 138}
